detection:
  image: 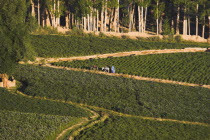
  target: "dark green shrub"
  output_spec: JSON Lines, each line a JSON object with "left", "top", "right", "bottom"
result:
{"left": 175, "top": 35, "right": 183, "bottom": 43}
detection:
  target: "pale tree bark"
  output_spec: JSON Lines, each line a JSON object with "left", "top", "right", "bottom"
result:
{"left": 56, "top": 0, "right": 60, "bottom": 26}
{"left": 176, "top": 6, "right": 180, "bottom": 34}
{"left": 38, "top": 0, "right": 40, "bottom": 25}
{"left": 188, "top": 16, "right": 191, "bottom": 35}
{"left": 104, "top": 0, "right": 107, "bottom": 32}
{"left": 196, "top": 4, "right": 199, "bottom": 36}
{"left": 96, "top": 10, "right": 99, "bottom": 32}
{"left": 101, "top": 5, "right": 104, "bottom": 31}
{"left": 129, "top": 5, "right": 134, "bottom": 32}
{"left": 144, "top": 6, "right": 148, "bottom": 33}
{"left": 87, "top": 14, "right": 90, "bottom": 31}
{"left": 84, "top": 16, "right": 87, "bottom": 31}
{"left": 183, "top": 8, "right": 187, "bottom": 35}
{"left": 159, "top": 16, "right": 163, "bottom": 33}
{"left": 65, "top": 15, "right": 69, "bottom": 29}
{"left": 141, "top": 6, "right": 144, "bottom": 32}
{"left": 156, "top": 0, "right": 159, "bottom": 35}
{"left": 114, "top": 8, "right": 117, "bottom": 32}
{"left": 202, "top": 16, "right": 205, "bottom": 38}
{"left": 117, "top": 0, "right": 119, "bottom": 32}
{"left": 138, "top": 6, "right": 141, "bottom": 32}
{"left": 31, "top": 0, "right": 35, "bottom": 17}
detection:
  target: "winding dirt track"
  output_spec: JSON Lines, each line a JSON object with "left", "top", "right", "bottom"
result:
{"left": 36, "top": 48, "right": 207, "bottom": 63}
{"left": 44, "top": 64, "right": 210, "bottom": 89}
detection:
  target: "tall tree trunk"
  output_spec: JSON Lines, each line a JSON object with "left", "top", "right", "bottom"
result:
{"left": 196, "top": 4, "right": 199, "bottom": 36}
{"left": 87, "top": 14, "right": 90, "bottom": 31}
{"left": 96, "top": 10, "right": 99, "bottom": 32}
{"left": 156, "top": 1, "right": 159, "bottom": 35}
{"left": 57, "top": 0, "right": 60, "bottom": 26}
{"left": 144, "top": 6, "right": 148, "bottom": 33}
{"left": 176, "top": 6, "right": 180, "bottom": 34}
{"left": 141, "top": 6, "right": 144, "bottom": 33}
{"left": 183, "top": 8, "right": 187, "bottom": 35}
{"left": 31, "top": 0, "right": 35, "bottom": 17}
{"left": 38, "top": 0, "right": 40, "bottom": 25}
{"left": 117, "top": 0, "right": 119, "bottom": 32}
{"left": 202, "top": 16, "right": 205, "bottom": 38}
{"left": 138, "top": 6, "right": 141, "bottom": 32}
{"left": 101, "top": 5, "right": 104, "bottom": 32}
{"left": 84, "top": 16, "right": 87, "bottom": 31}
{"left": 188, "top": 16, "right": 190, "bottom": 35}
{"left": 104, "top": 0, "right": 107, "bottom": 32}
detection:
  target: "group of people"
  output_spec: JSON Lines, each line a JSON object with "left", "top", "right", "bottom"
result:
{"left": 102, "top": 66, "right": 115, "bottom": 73}
{"left": 90, "top": 65, "right": 115, "bottom": 73}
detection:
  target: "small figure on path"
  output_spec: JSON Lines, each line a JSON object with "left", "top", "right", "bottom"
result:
{"left": 111, "top": 66, "right": 115, "bottom": 73}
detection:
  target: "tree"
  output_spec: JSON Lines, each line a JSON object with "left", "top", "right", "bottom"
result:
{"left": 0, "top": 0, "right": 36, "bottom": 88}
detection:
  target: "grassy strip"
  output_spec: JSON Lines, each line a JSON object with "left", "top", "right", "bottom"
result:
{"left": 14, "top": 64, "right": 210, "bottom": 123}
{"left": 0, "top": 110, "right": 83, "bottom": 140}
{"left": 75, "top": 116, "right": 210, "bottom": 140}
{"left": 53, "top": 52, "right": 210, "bottom": 85}
{"left": 0, "top": 92, "right": 90, "bottom": 117}
{"left": 30, "top": 35, "right": 209, "bottom": 58}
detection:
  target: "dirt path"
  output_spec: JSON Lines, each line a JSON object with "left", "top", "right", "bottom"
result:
{"left": 16, "top": 91, "right": 210, "bottom": 127}
{"left": 69, "top": 114, "right": 109, "bottom": 140}
{"left": 36, "top": 48, "right": 207, "bottom": 63}
{"left": 44, "top": 64, "right": 210, "bottom": 89}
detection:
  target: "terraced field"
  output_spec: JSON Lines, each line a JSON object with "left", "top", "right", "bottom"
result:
{"left": 53, "top": 52, "right": 210, "bottom": 85}
{"left": 14, "top": 64, "right": 210, "bottom": 124}
{"left": 75, "top": 116, "right": 210, "bottom": 140}
{"left": 0, "top": 88, "right": 91, "bottom": 140}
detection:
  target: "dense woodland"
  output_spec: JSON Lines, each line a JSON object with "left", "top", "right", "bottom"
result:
{"left": 29, "top": 0, "right": 210, "bottom": 38}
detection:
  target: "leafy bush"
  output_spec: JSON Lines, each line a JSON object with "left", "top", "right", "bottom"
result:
{"left": 0, "top": 93, "right": 90, "bottom": 117}
{"left": 75, "top": 116, "right": 210, "bottom": 140}
{"left": 30, "top": 35, "right": 209, "bottom": 58}
{"left": 175, "top": 35, "right": 183, "bottom": 43}
{"left": 14, "top": 64, "right": 210, "bottom": 123}
{"left": 0, "top": 110, "right": 82, "bottom": 140}
{"left": 53, "top": 52, "right": 210, "bottom": 85}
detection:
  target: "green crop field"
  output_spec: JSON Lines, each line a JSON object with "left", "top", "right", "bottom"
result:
{"left": 14, "top": 64, "right": 210, "bottom": 124}
{"left": 0, "top": 88, "right": 90, "bottom": 139}
{"left": 0, "top": 110, "right": 83, "bottom": 140}
{"left": 75, "top": 116, "right": 210, "bottom": 140}
{"left": 53, "top": 52, "right": 210, "bottom": 85}
{"left": 0, "top": 93, "right": 91, "bottom": 117}
{"left": 31, "top": 35, "right": 209, "bottom": 58}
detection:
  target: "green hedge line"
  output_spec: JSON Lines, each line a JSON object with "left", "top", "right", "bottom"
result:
{"left": 14, "top": 64, "right": 210, "bottom": 123}
{"left": 53, "top": 52, "right": 210, "bottom": 85}
{"left": 31, "top": 35, "right": 209, "bottom": 58}
{"left": 0, "top": 93, "right": 90, "bottom": 117}
{"left": 75, "top": 116, "right": 210, "bottom": 140}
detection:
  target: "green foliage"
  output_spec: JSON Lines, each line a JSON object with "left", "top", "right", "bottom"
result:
{"left": 34, "top": 26, "right": 60, "bottom": 35}
{"left": 174, "top": 35, "right": 183, "bottom": 43}
{"left": 0, "top": 110, "right": 82, "bottom": 140}
{"left": 14, "top": 65, "right": 210, "bottom": 123}
{"left": 0, "top": 0, "right": 36, "bottom": 74}
{"left": 0, "top": 87, "right": 9, "bottom": 94}
{"left": 66, "top": 27, "right": 85, "bottom": 36}
{"left": 0, "top": 93, "right": 90, "bottom": 117}
{"left": 30, "top": 35, "right": 209, "bottom": 58}
{"left": 54, "top": 52, "right": 210, "bottom": 85}
{"left": 75, "top": 116, "right": 210, "bottom": 140}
